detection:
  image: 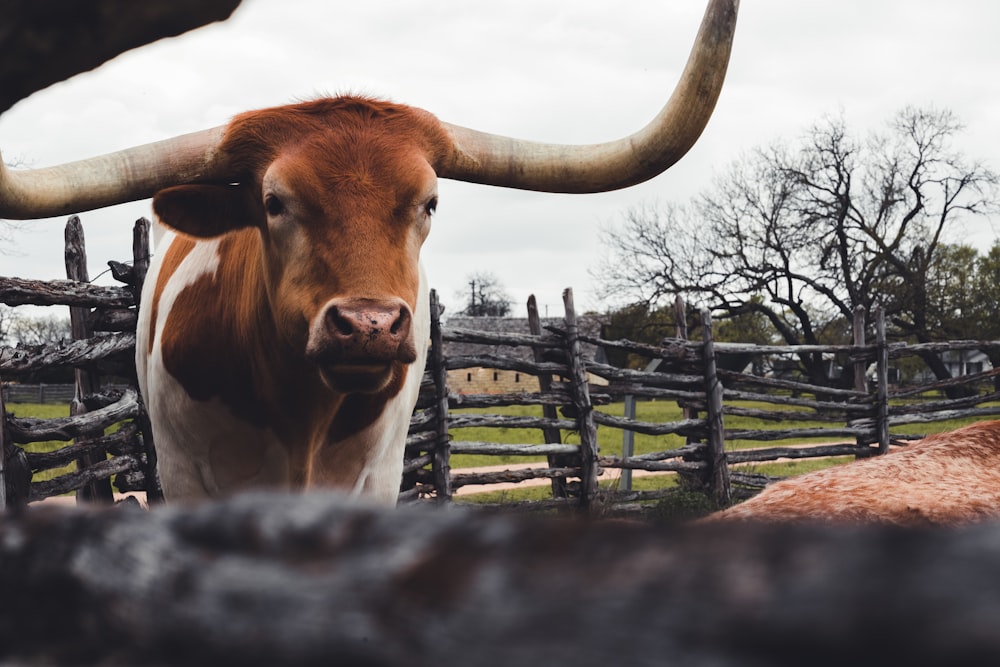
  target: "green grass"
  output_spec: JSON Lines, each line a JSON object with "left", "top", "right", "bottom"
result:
{"left": 448, "top": 398, "right": 1000, "bottom": 501}
{"left": 450, "top": 399, "right": 998, "bottom": 465}
{"left": 5, "top": 402, "right": 76, "bottom": 483}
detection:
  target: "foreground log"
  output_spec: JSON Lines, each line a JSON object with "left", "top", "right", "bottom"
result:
{"left": 0, "top": 0, "right": 242, "bottom": 113}
{"left": 3, "top": 492, "right": 1000, "bottom": 666}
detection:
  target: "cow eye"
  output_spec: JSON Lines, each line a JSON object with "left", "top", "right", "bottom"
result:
{"left": 264, "top": 194, "right": 285, "bottom": 217}
{"left": 424, "top": 197, "right": 438, "bottom": 216}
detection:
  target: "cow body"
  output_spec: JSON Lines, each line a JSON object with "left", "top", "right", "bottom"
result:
{"left": 137, "top": 98, "right": 441, "bottom": 503}
{"left": 704, "top": 420, "right": 1000, "bottom": 526}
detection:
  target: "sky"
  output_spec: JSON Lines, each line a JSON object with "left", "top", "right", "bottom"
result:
{"left": 2, "top": 0, "right": 999, "bottom": 320}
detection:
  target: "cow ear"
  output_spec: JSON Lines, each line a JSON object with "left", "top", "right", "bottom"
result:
{"left": 152, "top": 184, "right": 261, "bottom": 238}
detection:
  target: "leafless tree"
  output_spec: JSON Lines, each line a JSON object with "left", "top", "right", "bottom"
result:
{"left": 594, "top": 107, "right": 999, "bottom": 388}
{"left": 457, "top": 271, "right": 512, "bottom": 317}
{"left": 0, "top": 305, "right": 13, "bottom": 345}
{"left": 7, "top": 310, "right": 71, "bottom": 345}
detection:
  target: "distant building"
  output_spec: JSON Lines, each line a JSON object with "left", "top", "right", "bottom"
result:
{"left": 909, "top": 349, "right": 992, "bottom": 384}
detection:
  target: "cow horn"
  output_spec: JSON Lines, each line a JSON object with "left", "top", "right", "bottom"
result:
{"left": 438, "top": 0, "right": 739, "bottom": 193}
{"left": 0, "top": 126, "right": 230, "bottom": 220}
{"left": 0, "top": 0, "right": 737, "bottom": 220}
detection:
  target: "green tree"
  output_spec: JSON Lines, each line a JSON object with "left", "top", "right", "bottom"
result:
{"left": 599, "top": 301, "right": 681, "bottom": 369}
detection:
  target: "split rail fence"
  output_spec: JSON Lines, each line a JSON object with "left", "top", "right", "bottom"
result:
{"left": 403, "top": 294, "right": 1000, "bottom": 511}
{"left": 3, "top": 218, "right": 1000, "bottom": 512}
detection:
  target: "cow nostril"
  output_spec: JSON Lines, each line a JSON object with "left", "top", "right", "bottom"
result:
{"left": 390, "top": 308, "right": 407, "bottom": 335}
{"left": 327, "top": 307, "right": 355, "bottom": 337}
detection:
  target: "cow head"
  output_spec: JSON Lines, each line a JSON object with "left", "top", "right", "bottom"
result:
{"left": 150, "top": 99, "right": 448, "bottom": 393}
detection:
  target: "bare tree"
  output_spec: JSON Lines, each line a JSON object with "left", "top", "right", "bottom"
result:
{"left": 594, "top": 107, "right": 999, "bottom": 388}
{"left": 0, "top": 305, "right": 13, "bottom": 345}
{"left": 7, "top": 311, "right": 71, "bottom": 345}
{"left": 457, "top": 271, "right": 512, "bottom": 317}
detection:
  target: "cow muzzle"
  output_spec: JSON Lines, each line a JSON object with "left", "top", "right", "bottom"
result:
{"left": 306, "top": 297, "right": 417, "bottom": 393}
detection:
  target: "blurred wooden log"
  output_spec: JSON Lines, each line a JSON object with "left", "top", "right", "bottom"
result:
{"left": 2, "top": 492, "right": 1000, "bottom": 666}
{"left": 0, "top": 0, "right": 242, "bottom": 113}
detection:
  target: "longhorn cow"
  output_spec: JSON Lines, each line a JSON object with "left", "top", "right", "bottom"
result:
{"left": 0, "top": 1, "right": 738, "bottom": 503}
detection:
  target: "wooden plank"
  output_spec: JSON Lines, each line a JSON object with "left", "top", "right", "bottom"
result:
{"left": 28, "top": 455, "right": 141, "bottom": 502}
{"left": 563, "top": 289, "right": 599, "bottom": 509}
{"left": 591, "top": 412, "right": 706, "bottom": 436}
{"left": 442, "top": 327, "right": 561, "bottom": 348}
{"left": 852, "top": 306, "right": 867, "bottom": 393}
{"left": 451, "top": 466, "right": 580, "bottom": 488}
{"left": 726, "top": 443, "right": 866, "bottom": 464}
{"left": 0, "top": 371, "right": 7, "bottom": 510}
{"left": 700, "top": 308, "right": 731, "bottom": 507}
{"left": 875, "top": 306, "right": 890, "bottom": 454}
{"left": 0, "top": 277, "right": 134, "bottom": 307}
{"left": 449, "top": 442, "right": 579, "bottom": 456}
{"left": 716, "top": 369, "right": 869, "bottom": 398}
{"left": 528, "top": 294, "right": 568, "bottom": 498}
{"left": 65, "top": 217, "right": 113, "bottom": 504}
{"left": 0, "top": 332, "right": 135, "bottom": 374}
{"left": 445, "top": 354, "right": 564, "bottom": 375}
{"left": 428, "top": 290, "right": 452, "bottom": 501}
{"left": 446, "top": 414, "right": 577, "bottom": 431}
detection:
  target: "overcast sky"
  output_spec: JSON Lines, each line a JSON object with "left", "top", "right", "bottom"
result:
{"left": 2, "top": 0, "right": 999, "bottom": 319}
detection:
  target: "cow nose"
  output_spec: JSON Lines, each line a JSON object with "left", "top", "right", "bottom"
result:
{"left": 308, "top": 297, "right": 416, "bottom": 365}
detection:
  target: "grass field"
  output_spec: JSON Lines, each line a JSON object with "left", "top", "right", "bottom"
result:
{"left": 449, "top": 398, "right": 993, "bottom": 467}
{"left": 448, "top": 399, "right": 997, "bottom": 503}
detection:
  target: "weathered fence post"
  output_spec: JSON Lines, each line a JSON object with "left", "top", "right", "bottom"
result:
{"left": 528, "top": 294, "right": 568, "bottom": 498}
{"left": 701, "top": 308, "right": 731, "bottom": 507}
{"left": 65, "top": 217, "right": 114, "bottom": 503}
{"left": 675, "top": 295, "right": 698, "bottom": 445}
{"left": 851, "top": 305, "right": 870, "bottom": 454}
{"left": 852, "top": 306, "right": 867, "bottom": 393}
{"left": 874, "top": 305, "right": 890, "bottom": 454}
{"left": 131, "top": 217, "right": 163, "bottom": 503}
{"left": 0, "top": 375, "right": 7, "bottom": 511}
{"left": 674, "top": 295, "right": 708, "bottom": 490}
{"left": 131, "top": 217, "right": 151, "bottom": 296}
{"left": 562, "top": 289, "right": 599, "bottom": 509}
{"left": 0, "top": 380, "right": 30, "bottom": 511}
{"left": 428, "top": 289, "right": 452, "bottom": 501}
{"left": 620, "top": 394, "right": 636, "bottom": 492}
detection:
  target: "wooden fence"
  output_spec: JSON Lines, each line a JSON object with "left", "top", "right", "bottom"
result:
{"left": 401, "top": 292, "right": 1000, "bottom": 512}
{"left": 3, "top": 218, "right": 1000, "bottom": 512}
{"left": 0, "top": 217, "right": 161, "bottom": 508}
{"left": 1, "top": 383, "right": 76, "bottom": 404}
